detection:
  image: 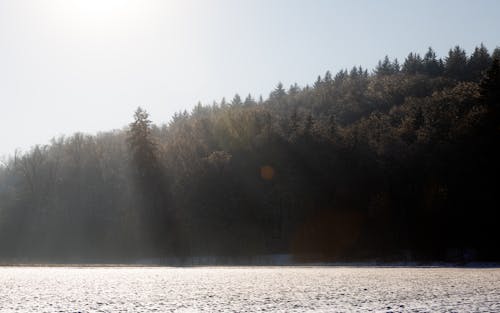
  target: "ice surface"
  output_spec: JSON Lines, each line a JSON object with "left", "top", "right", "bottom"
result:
{"left": 0, "top": 266, "right": 498, "bottom": 312}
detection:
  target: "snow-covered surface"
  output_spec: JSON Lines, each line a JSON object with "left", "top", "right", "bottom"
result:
{"left": 0, "top": 267, "right": 498, "bottom": 312}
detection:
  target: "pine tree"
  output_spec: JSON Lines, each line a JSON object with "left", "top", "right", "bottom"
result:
{"left": 480, "top": 58, "right": 500, "bottom": 107}
{"left": 244, "top": 94, "right": 256, "bottom": 106}
{"left": 492, "top": 47, "right": 500, "bottom": 61}
{"left": 445, "top": 46, "right": 468, "bottom": 80}
{"left": 128, "top": 107, "right": 158, "bottom": 174}
{"left": 422, "top": 47, "right": 443, "bottom": 77}
{"left": 375, "top": 56, "right": 399, "bottom": 75}
{"left": 288, "top": 83, "right": 300, "bottom": 96}
{"left": 314, "top": 75, "right": 322, "bottom": 88}
{"left": 127, "top": 107, "right": 171, "bottom": 254}
{"left": 270, "top": 82, "right": 287, "bottom": 99}
{"left": 324, "top": 71, "right": 333, "bottom": 83}
{"left": 334, "top": 69, "right": 348, "bottom": 83}
{"left": 392, "top": 58, "right": 400, "bottom": 73}
{"left": 231, "top": 94, "right": 242, "bottom": 106}
{"left": 402, "top": 52, "right": 423, "bottom": 75}
{"left": 468, "top": 44, "right": 491, "bottom": 81}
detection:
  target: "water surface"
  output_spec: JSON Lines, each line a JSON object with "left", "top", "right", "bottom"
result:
{"left": 0, "top": 267, "right": 498, "bottom": 312}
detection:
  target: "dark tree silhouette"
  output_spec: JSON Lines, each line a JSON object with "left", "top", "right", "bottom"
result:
{"left": 445, "top": 46, "right": 468, "bottom": 80}
{"left": 127, "top": 107, "right": 174, "bottom": 256}
{"left": 0, "top": 44, "right": 499, "bottom": 264}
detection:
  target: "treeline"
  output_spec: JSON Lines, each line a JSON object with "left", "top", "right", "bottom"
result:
{"left": 0, "top": 45, "right": 499, "bottom": 263}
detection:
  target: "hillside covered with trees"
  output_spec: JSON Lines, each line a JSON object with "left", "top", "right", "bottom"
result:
{"left": 0, "top": 44, "right": 499, "bottom": 263}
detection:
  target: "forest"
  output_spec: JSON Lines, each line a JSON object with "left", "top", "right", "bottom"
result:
{"left": 0, "top": 44, "right": 499, "bottom": 263}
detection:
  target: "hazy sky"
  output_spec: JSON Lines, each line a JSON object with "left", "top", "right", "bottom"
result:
{"left": 1, "top": 0, "right": 499, "bottom": 157}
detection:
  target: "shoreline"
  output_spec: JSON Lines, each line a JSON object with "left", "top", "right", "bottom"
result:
{"left": 1, "top": 262, "right": 499, "bottom": 268}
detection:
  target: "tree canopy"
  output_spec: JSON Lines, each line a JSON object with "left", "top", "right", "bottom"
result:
{"left": 0, "top": 44, "right": 499, "bottom": 263}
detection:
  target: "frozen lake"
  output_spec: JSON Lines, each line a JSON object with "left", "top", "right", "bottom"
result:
{"left": 0, "top": 266, "right": 498, "bottom": 312}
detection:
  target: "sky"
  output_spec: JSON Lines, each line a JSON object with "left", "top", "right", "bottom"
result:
{"left": 0, "top": 0, "right": 499, "bottom": 157}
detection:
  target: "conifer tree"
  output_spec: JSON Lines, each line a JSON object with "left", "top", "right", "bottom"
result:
{"left": 271, "top": 82, "right": 287, "bottom": 99}
{"left": 480, "top": 58, "right": 500, "bottom": 107}
{"left": 445, "top": 46, "right": 468, "bottom": 80}
{"left": 492, "top": 47, "right": 500, "bottom": 61}
{"left": 231, "top": 94, "right": 242, "bottom": 106}
{"left": 244, "top": 94, "right": 256, "bottom": 106}
{"left": 128, "top": 107, "right": 158, "bottom": 175}
{"left": 402, "top": 52, "right": 423, "bottom": 74}
{"left": 375, "top": 56, "right": 399, "bottom": 75}
{"left": 127, "top": 107, "right": 171, "bottom": 254}
{"left": 422, "top": 47, "right": 443, "bottom": 77}
{"left": 468, "top": 44, "right": 492, "bottom": 81}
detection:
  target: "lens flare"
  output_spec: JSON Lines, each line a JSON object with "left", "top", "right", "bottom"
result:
{"left": 260, "top": 165, "right": 275, "bottom": 181}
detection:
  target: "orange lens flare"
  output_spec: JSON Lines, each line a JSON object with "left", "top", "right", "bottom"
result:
{"left": 260, "top": 165, "right": 275, "bottom": 180}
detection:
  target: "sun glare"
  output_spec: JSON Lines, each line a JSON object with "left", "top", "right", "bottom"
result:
{"left": 44, "top": 0, "right": 181, "bottom": 38}
{"left": 45, "top": 0, "right": 158, "bottom": 35}
{"left": 69, "top": 0, "right": 135, "bottom": 16}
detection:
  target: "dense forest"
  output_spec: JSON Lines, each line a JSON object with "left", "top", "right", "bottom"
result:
{"left": 0, "top": 44, "right": 499, "bottom": 263}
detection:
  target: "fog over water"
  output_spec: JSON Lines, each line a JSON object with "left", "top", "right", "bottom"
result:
{"left": 0, "top": 267, "right": 499, "bottom": 312}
